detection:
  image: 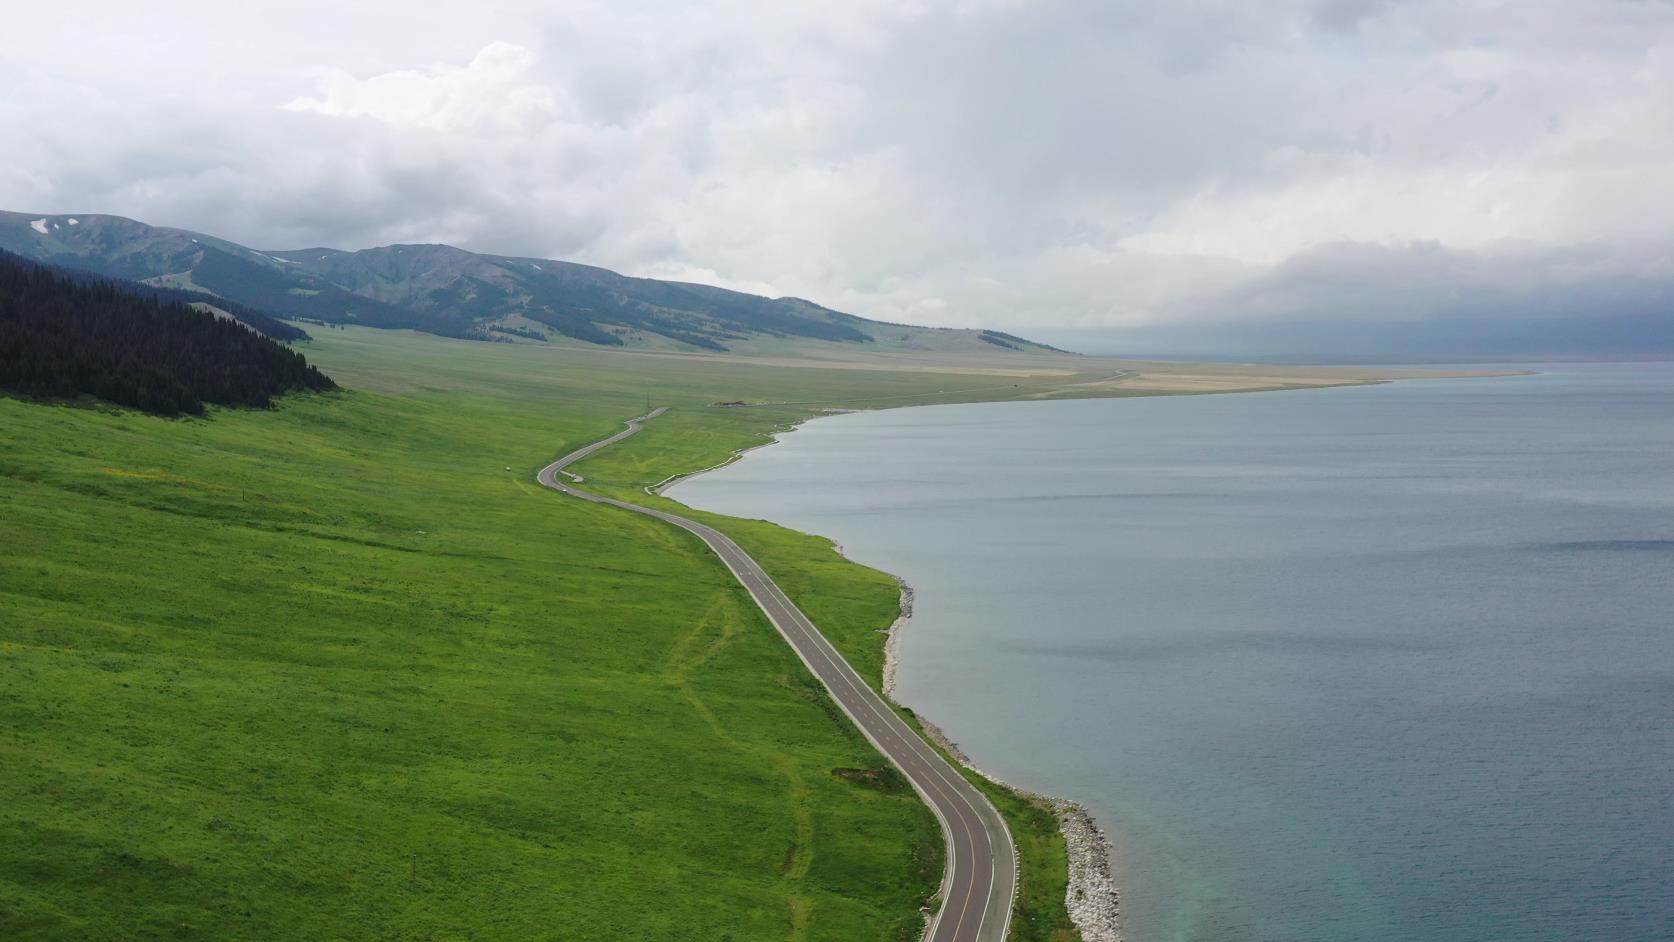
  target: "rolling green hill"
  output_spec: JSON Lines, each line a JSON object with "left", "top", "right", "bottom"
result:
{"left": 0, "top": 211, "right": 1067, "bottom": 356}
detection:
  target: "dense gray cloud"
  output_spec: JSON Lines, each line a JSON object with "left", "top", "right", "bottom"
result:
{"left": 1038, "top": 238, "right": 1674, "bottom": 358}
{"left": 5, "top": 0, "right": 1674, "bottom": 355}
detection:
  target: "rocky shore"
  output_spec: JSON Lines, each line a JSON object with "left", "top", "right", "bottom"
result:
{"left": 881, "top": 576, "right": 913, "bottom": 698}
{"left": 1057, "top": 801, "right": 1121, "bottom": 942}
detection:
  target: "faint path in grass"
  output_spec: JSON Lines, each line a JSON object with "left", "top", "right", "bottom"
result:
{"left": 660, "top": 593, "right": 817, "bottom": 939}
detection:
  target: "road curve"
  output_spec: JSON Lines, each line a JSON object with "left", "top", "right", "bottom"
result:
{"left": 537, "top": 410, "right": 1017, "bottom": 942}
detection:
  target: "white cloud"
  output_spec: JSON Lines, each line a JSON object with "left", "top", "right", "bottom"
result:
{"left": 283, "top": 42, "right": 559, "bottom": 130}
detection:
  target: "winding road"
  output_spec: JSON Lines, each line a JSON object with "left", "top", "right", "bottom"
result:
{"left": 537, "top": 409, "right": 1017, "bottom": 942}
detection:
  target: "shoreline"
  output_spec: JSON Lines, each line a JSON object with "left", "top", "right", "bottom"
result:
{"left": 634, "top": 372, "right": 1536, "bottom": 941}
{"left": 664, "top": 410, "right": 1121, "bottom": 942}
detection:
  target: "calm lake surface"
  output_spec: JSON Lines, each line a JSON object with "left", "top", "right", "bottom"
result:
{"left": 670, "top": 363, "right": 1674, "bottom": 942}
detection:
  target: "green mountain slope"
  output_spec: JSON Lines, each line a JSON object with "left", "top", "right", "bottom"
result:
{"left": 0, "top": 211, "right": 1068, "bottom": 355}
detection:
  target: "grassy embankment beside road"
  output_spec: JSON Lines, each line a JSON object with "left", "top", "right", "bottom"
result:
{"left": 2, "top": 326, "right": 1115, "bottom": 941}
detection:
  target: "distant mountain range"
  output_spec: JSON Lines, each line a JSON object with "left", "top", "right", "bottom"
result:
{"left": 0, "top": 210, "right": 1062, "bottom": 356}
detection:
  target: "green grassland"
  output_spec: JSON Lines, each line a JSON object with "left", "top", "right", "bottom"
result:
{"left": 0, "top": 327, "right": 1124, "bottom": 940}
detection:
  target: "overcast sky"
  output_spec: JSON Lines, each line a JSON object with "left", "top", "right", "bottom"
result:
{"left": 6, "top": 1, "right": 1673, "bottom": 353}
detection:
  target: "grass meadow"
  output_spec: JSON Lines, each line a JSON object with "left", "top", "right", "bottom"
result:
{"left": 1, "top": 327, "right": 1094, "bottom": 940}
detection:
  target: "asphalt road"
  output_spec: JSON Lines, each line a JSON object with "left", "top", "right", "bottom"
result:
{"left": 536, "top": 409, "right": 1017, "bottom": 942}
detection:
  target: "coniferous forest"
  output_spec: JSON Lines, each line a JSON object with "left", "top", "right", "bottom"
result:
{"left": 0, "top": 251, "right": 335, "bottom": 415}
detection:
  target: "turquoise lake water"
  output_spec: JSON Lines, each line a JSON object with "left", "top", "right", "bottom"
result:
{"left": 670, "top": 363, "right": 1674, "bottom": 942}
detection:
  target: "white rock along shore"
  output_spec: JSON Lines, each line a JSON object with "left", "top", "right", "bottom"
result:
{"left": 880, "top": 576, "right": 913, "bottom": 697}
{"left": 1057, "top": 801, "right": 1122, "bottom": 942}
